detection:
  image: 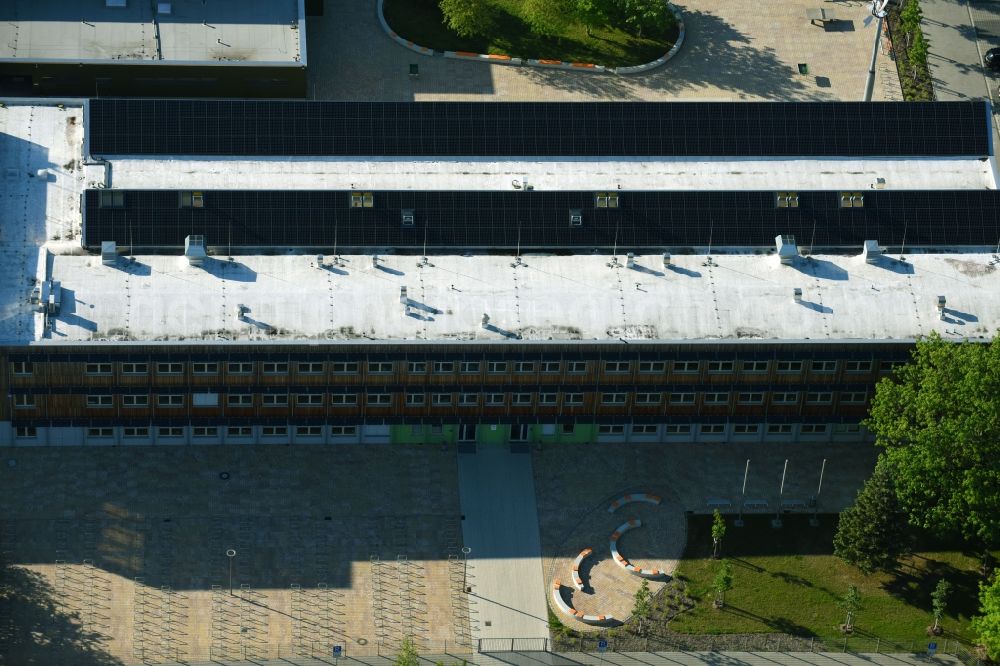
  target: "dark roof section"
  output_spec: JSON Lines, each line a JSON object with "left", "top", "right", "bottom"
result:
{"left": 83, "top": 189, "right": 1000, "bottom": 251}
{"left": 87, "top": 99, "right": 991, "bottom": 157}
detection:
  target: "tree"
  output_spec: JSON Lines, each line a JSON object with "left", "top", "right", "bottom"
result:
{"left": 930, "top": 578, "right": 951, "bottom": 634}
{"left": 632, "top": 579, "right": 652, "bottom": 634}
{"left": 839, "top": 585, "right": 862, "bottom": 632}
{"left": 833, "top": 460, "right": 910, "bottom": 574}
{"left": 438, "top": 0, "right": 491, "bottom": 38}
{"left": 712, "top": 559, "right": 733, "bottom": 609}
{"left": 909, "top": 29, "right": 928, "bottom": 81}
{"left": 575, "top": 0, "right": 609, "bottom": 36}
{"left": 711, "top": 509, "right": 726, "bottom": 559}
{"left": 866, "top": 334, "right": 1000, "bottom": 552}
{"left": 395, "top": 637, "right": 420, "bottom": 666}
{"left": 972, "top": 576, "right": 1000, "bottom": 661}
{"left": 900, "top": 0, "right": 922, "bottom": 48}
{"left": 522, "top": 0, "right": 574, "bottom": 37}
{"left": 615, "top": 0, "right": 668, "bottom": 38}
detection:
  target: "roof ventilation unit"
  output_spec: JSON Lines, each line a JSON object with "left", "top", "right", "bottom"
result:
{"left": 569, "top": 209, "right": 582, "bottom": 227}
{"left": 101, "top": 241, "right": 117, "bottom": 266}
{"left": 662, "top": 253, "right": 671, "bottom": 268}
{"left": 626, "top": 252, "right": 635, "bottom": 269}
{"left": 937, "top": 295, "right": 946, "bottom": 319}
{"left": 399, "top": 286, "right": 408, "bottom": 304}
{"left": 862, "top": 240, "right": 882, "bottom": 264}
{"left": 793, "top": 287, "right": 803, "bottom": 302}
{"left": 401, "top": 209, "right": 415, "bottom": 227}
{"left": 185, "top": 235, "right": 207, "bottom": 266}
{"left": 776, "top": 235, "right": 798, "bottom": 265}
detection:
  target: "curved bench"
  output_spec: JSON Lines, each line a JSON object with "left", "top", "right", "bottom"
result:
{"left": 571, "top": 548, "right": 593, "bottom": 591}
{"left": 551, "top": 579, "right": 615, "bottom": 625}
{"left": 609, "top": 519, "right": 666, "bottom": 579}
{"left": 608, "top": 493, "right": 662, "bottom": 513}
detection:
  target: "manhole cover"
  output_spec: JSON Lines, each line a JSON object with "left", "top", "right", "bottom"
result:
{"left": 6, "top": 459, "right": 16, "bottom": 468}
{"left": 219, "top": 472, "right": 230, "bottom": 480}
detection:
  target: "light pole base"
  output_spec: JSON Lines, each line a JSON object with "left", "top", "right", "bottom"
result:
{"left": 770, "top": 518, "right": 783, "bottom": 529}
{"left": 733, "top": 518, "right": 744, "bottom": 527}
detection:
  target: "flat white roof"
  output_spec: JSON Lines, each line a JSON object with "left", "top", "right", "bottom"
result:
{"left": 0, "top": 0, "right": 302, "bottom": 64}
{"left": 103, "top": 156, "right": 996, "bottom": 192}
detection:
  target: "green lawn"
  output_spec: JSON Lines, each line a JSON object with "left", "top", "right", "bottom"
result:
{"left": 382, "top": 0, "right": 678, "bottom": 68}
{"left": 669, "top": 514, "right": 992, "bottom": 646}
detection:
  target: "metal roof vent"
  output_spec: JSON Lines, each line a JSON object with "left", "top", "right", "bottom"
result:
{"left": 569, "top": 209, "right": 583, "bottom": 227}
{"left": 185, "top": 235, "right": 207, "bottom": 266}
{"left": 401, "top": 209, "right": 415, "bottom": 227}
{"left": 101, "top": 241, "right": 117, "bottom": 266}
{"left": 399, "top": 286, "right": 408, "bottom": 304}
{"left": 776, "top": 235, "right": 798, "bottom": 265}
{"left": 862, "top": 240, "right": 882, "bottom": 264}
{"left": 626, "top": 252, "right": 635, "bottom": 269}
{"left": 662, "top": 253, "right": 671, "bottom": 268}
{"left": 793, "top": 287, "right": 803, "bottom": 302}
{"left": 937, "top": 295, "right": 946, "bottom": 319}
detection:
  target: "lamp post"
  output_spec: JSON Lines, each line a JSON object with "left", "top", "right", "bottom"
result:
{"left": 462, "top": 546, "right": 472, "bottom": 593}
{"left": 226, "top": 549, "right": 237, "bottom": 595}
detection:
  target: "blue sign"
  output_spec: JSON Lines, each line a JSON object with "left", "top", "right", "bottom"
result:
{"left": 928, "top": 643, "right": 937, "bottom": 655}
{"left": 333, "top": 646, "right": 343, "bottom": 657}
{"left": 597, "top": 639, "right": 608, "bottom": 653}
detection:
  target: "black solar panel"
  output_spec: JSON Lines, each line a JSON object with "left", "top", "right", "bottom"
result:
{"left": 87, "top": 100, "right": 991, "bottom": 157}
{"left": 82, "top": 189, "right": 1000, "bottom": 250}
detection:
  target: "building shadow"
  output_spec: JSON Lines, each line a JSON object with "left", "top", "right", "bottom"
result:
{"left": 53, "top": 287, "right": 99, "bottom": 333}
{"left": 200, "top": 256, "right": 258, "bottom": 282}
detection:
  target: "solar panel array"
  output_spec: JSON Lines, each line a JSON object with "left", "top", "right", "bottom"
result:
{"left": 83, "top": 189, "right": 1000, "bottom": 250}
{"left": 87, "top": 99, "right": 990, "bottom": 157}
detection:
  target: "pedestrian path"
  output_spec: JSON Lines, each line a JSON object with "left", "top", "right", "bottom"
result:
{"left": 920, "top": 0, "right": 990, "bottom": 101}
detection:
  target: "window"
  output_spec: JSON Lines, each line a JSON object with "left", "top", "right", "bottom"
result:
{"left": 514, "top": 361, "right": 534, "bottom": 374}
{"left": 880, "top": 360, "right": 904, "bottom": 373}
{"left": 298, "top": 362, "right": 324, "bottom": 374}
{"left": 598, "top": 425, "right": 625, "bottom": 435}
{"left": 742, "top": 361, "right": 768, "bottom": 373}
{"left": 767, "top": 424, "right": 793, "bottom": 435}
{"left": 541, "top": 361, "right": 561, "bottom": 373}
{"left": 179, "top": 191, "right": 205, "bottom": 208}
{"left": 734, "top": 424, "right": 760, "bottom": 434}
{"left": 123, "top": 394, "right": 148, "bottom": 407}
{"left": 801, "top": 424, "right": 829, "bottom": 434}
{"left": 665, "top": 424, "right": 692, "bottom": 434}
{"left": 123, "top": 427, "right": 149, "bottom": 438}
{"left": 601, "top": 393, "right": 627, "bottom": 405}
{"left": 636, "top": 392, "right": 661, "bottom": 405}
{"left": 406, "top": 393, "right": 425, "bottom": 406}
{"left": 460, "top": 361, "right": 481, "bottom": 373}
{"left": 806, "top": 392, "right": 833, "bottom": 405}
{"left": 432, "top": 393, "right": 453, "bottom": 406}
{"left": 434, "top": 362, "right": 454, "bottom": 374}
{"left": 776, "top": 361, "right": 802, "bottom": 373}
{"left": 845, "top": 361, "right": 872, "bottom": 373}
{"left": 605, "top": 361, "right": 630, "bottom": 373}
{"left": 262, "top": 426, "right": 288, "bottom": 437}
{"left": 86, "top": 394, "right": 113, "bottom": 408}
{"left": 707, "top": 361, "right": 734, "bottom": 373}
{"left": 368, "top": 393, "right": 391, "bottom": 406}
{"left": 157, "top": 362, "right": 183, "bottom": 375}
{"left": 841, "top": 392, "right": 867, "bottom": 404}
{"left": 772, "top": 392, "right": 798, "bottom": 405}
{"left": 262, "top": 394, "right": 288, "bottom": 407}
{"left": 157, "top": 395, "right": 183, "bottom": 407}
{"left": 670, "top": 393, "right": 695, "bottom": 405}
{"left": 538, "top": 393, "right": 557, "bottom": 405}
{"left": 330, "top": 426, "right": 357, "bottom": 436}
{"left": 701, "top": 424, "right": 725, "bottom": 434}
{"left": 350, "top": 191, "right": 374, "bottom": 208}
{"left": 834, "top": 424, "right": 862, "bottom": 434}
{"left": 673, "top": 361, "right": 699, "bottom": 373}
{"left": 811, "top": 361, "right": 837, "bottom": 373}
{"left": 192, "top": 362, "right": 218, "bottom": 375}
{"left": 595, "top": 192, "right": 619, "bottom": 208}
{"left": 297, "top": 394, "right": 324, "bottom": 406}
{"left": 14, "top": 426, "right": 37, "bottom": 438}
{"left": 512, "top": 393, "right": 532, "bottom": 406}
{"left": 11, "top": 361, "right": 32, "bottom": 375}
{"left": 330, "top": 394, "right": 358, "bottom": 406}
{"left": 458, "top": 424, "right": 476, "bottom": 441}
{"left": 839, "top": 191, "right": 864, "bottom": 208}
{"left": 13, "top": 394, "right": 34, "bottom": 408}
{"left": 88, "top": 427, "right": 114, "bottom": 438}
{"left": 632, "top": 425, "right": 657, "bottom": 435}
{"left": 567, "top": 361, "right": 587, "bottom": 374}
{"left": 296, "top": 426, "right": 323, "bottom": 437}
{"left": 485, "top": 393, "right": 505, "bottom": 406}
{"left": 704, "top": 393, "right": 729, "bottom": 405}
{"left": 193, "top": 393, "right": 219, "bottom": 408}
{"left": 408, "top": 361, "right": 427, "bottom": 374}
{"left": 369, "top": 361, "right": 393, "bottom": 374}
{"left": 331, "top": 362, "right": 358, "bottom": 374}
{"left": 228, "top": 362, "right": 253, "bottom": 375}
{"left": 459, "top": 393, "right": 478, "bottom": 406}
{"left": 737, "top": 392, "right": 763, "bottom": 405}
{"left": 487, "top": 361, "right": 507, "bottom": 373}
{"left": 638, "top": 361, "right": 665, "bottom": 373}
{"left": 99, "top": 190, "right": 124, "bottom": 208}
{"left": 157, "top": 427, "right": 183, "bottom": 438}
{"left": 193, "top": 426, "right": 218, "bottom": 438}
{"left": 85, "top": 362, "right": 112, "bottom": 375}
{"left": 562, "top": 424, "right": 575, "bottom": 434}
{"left": 121, "top": 362, "right": 147, "bottom": 375}
{"left": 564, "top": 393, "right": 584, "bottom": 406}
{"left": 227, "top": 394, "right": 252, "bottom": 407}
{"left": 775, "top": 191, "right": 799, "bottom": 208}
{"left": 227, "top": 426, "right": 252, "bottom": 437}
{"left": 261, "top": 362, "right": 287, "bottom": 374}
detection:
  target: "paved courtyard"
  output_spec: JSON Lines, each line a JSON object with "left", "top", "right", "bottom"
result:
{"left": 307, "top": 0, "right": 902, "bottom": 102}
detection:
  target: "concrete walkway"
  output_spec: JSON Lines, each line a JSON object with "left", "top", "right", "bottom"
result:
{"left": 920, "top": 0, "right": 990, "bottom": 101}
{"left": 477, "top": 652, "right": 964, "bottom": 666}
{"left": 458, "top": 449, "right": 550, "bottom": 641}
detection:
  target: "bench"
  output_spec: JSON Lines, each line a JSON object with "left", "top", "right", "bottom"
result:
{"left": 743, "top": 499, "right": 769, "bottom": 511}
{"left": 608, "top": 493, "right": 662, "bottom": 513}
{"left": 551, "top": 579, "right": 616, "bottom": 625}
{"left": 572, "top": 548, "right": 593, "bottom": 591}
{"left": 706, "top": 498, "right": 732, "bottom": 510}
{"left": 608, "top": 519, "right": 666, "bottom": 579}
{"left": 780, "top": 498, "right": 808, "bottom": 510}
{"left": 806, "top": 8, "right": 837, "bottom": 25}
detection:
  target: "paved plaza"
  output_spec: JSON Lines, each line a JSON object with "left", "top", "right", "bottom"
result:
{"left": 307, "top": 0, "right": 902, "bottom": 102}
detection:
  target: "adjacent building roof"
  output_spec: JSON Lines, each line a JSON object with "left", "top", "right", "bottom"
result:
{"left": 0, "top": 0, "right": 304, "bottom": 64}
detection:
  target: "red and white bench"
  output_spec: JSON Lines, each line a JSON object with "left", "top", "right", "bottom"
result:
{"left": 571, "top": 548, "right": 593, "bottom": 591}
{"left": 609, "top": 518, "right": 666, "bottom": 579}
{"left": 608, "top": 493, "right": 662, "bottom": 513}
{"left": 551, "top": 579, "right": 615, "bottom": 625}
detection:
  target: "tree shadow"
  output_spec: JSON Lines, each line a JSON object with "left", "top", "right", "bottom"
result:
{"left": 882, "top": 555, "right": 983, "bottom": 622}
{"left": 722, "top": 603, "right": 819, "bottom": 637}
